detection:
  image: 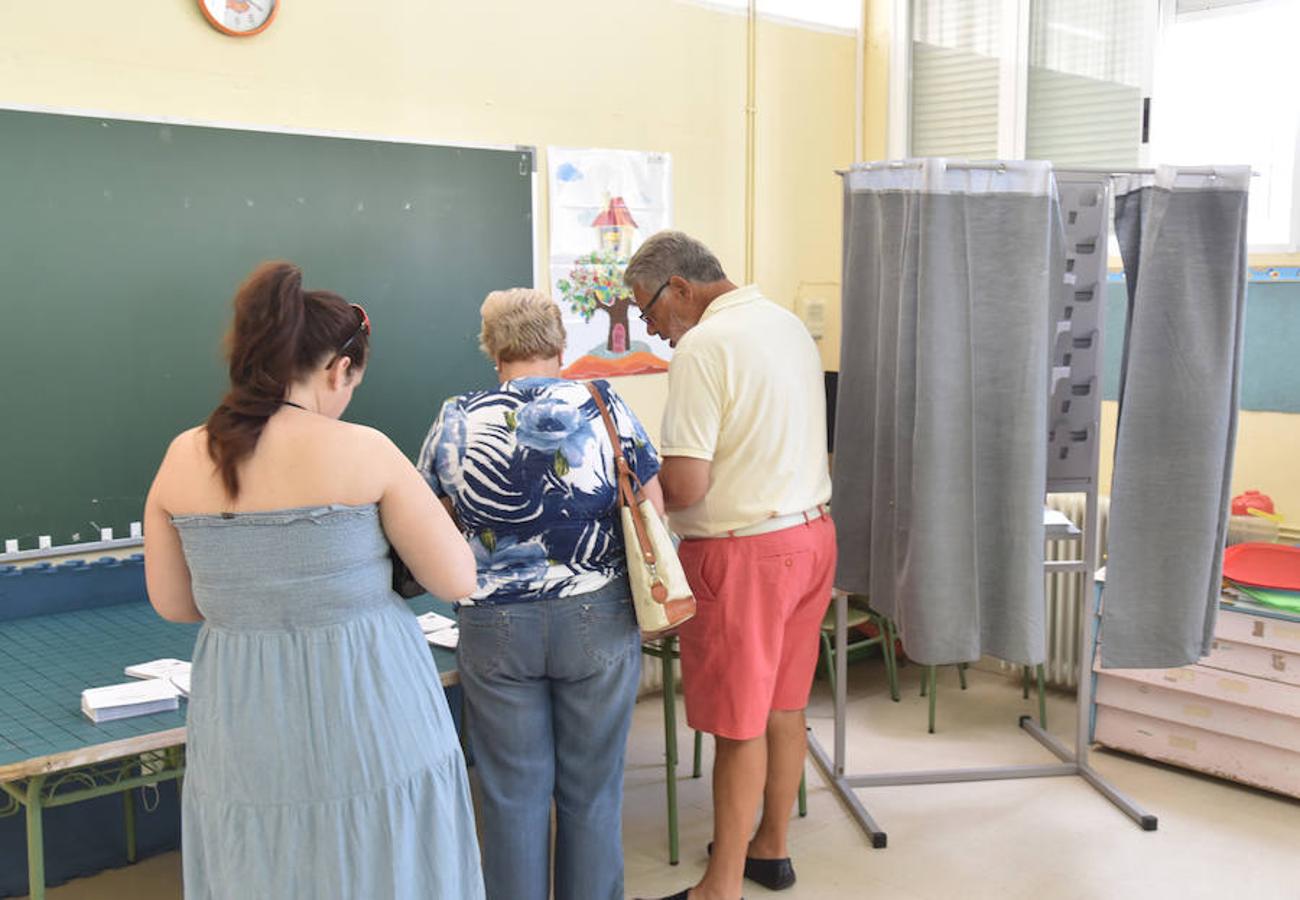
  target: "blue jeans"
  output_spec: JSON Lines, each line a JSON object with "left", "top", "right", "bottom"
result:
{"left": 456, "top": 578, "right": 640, "bottom": 900}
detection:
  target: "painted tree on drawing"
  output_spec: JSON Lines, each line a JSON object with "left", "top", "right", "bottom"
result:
{"left": 556, "top": 249, "right": 633, "bottom": 355}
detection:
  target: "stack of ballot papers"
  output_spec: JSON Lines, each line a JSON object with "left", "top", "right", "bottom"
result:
{"left": 81, "top": 680, "right": 180, "bottom": 723}
{"left": 125, "top": 658, "right": 193, "bottom": 697}
{"left": 416, "top": 611, "right": 460, "bottom": 649}
{"left": 125, "top": 658, "right": 191, "bottom": 681}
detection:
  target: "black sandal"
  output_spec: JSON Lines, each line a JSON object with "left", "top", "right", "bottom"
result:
{"left": 707, "top": 841, "right": 797, "bottom": 891}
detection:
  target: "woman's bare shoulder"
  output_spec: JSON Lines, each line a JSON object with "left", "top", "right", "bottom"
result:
{"left": 162, "top": 426, "right": 211, "bottom": 466}
{"left": 150, "top": 426, "right": 214, "bottom": 502}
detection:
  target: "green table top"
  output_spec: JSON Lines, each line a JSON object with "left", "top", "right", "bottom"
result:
{"left": 0, "top": 595, "right": 457, "bottom": 780}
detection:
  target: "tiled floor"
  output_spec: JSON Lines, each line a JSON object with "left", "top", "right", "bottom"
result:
{"left": 25, "top": 659, "right": 1300, "bottom": 899}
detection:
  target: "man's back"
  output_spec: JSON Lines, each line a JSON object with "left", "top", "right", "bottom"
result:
{"left": 661, "top": 285, "right": 832, "bottom": 537}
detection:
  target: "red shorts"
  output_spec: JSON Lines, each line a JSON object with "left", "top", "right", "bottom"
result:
{"left": 677, "top": 515, "right": 836, "bottom": 740}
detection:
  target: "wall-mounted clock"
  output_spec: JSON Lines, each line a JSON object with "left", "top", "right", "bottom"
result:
{"left": 199, "top": 0, "right": 278, "bottom": 37}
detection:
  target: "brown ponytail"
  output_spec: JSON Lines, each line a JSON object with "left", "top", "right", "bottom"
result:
{"left": 205, "top": 261, "right": 370, "bottom": 497}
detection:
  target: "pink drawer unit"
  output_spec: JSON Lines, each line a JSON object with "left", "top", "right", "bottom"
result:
{"left": 1094, "top": 706, "right": 1300, "bottom": 799}
{"left": 1214, "top": 607, "right": 1300, "bottom": 654}
{"left": 1200, "top": 637, "right": 1300, "bottom": 687}
{"left": 1094, "top": 671, "right": 1300, "bottom": 752}
{"left": 1092, "top": 662, "right": 1300, "bottom": 717}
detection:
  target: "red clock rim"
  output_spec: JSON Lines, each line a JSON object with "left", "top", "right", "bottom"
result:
{"left": 198, "top": 0, "right": 279, "bottom": 37}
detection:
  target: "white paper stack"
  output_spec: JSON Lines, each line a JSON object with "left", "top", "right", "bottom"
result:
{"left": 416, "top": 611, "right": 459, "bottom": 649}
{"left": 124, "top": 658, "right": 191, "bottom": 681}
{"left": 416, "top": 612, "right": 456, "bottom": 634}
{"left": 81, "top": 680, "right": 180, "bottom": 723}
{"left": 427, "top": 629, "right": 460, "bottom": 649}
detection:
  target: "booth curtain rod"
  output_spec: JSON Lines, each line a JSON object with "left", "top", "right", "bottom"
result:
{"left": 836, "top": 162, "right": 1259, "bottom": 176}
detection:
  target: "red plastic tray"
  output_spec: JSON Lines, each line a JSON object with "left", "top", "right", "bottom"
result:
{"left": 1223, "top": 542, "right": 1300, "bottom": 591}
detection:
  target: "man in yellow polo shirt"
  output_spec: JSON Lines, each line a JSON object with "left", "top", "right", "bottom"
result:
{"left": 626, "top": 231, "right": 834, "bottom": 900}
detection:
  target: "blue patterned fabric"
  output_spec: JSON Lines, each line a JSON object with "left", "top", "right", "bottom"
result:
{"left": 418, "top": 377, "right": 660, "bottom": 604}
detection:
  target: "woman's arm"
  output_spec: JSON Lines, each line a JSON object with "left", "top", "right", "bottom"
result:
{"left": 641, "top": 474, "right": 666, "bottom": 517}
{"left": 143, "top": 435, "right": 205, "bottom": 623}
{"left": 377, "top": 434, "right": 477, "bottom": 601}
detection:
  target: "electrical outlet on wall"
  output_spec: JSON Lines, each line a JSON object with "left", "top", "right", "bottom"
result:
{"left": 799, "top": 296, "right": 826, "bottom": 340}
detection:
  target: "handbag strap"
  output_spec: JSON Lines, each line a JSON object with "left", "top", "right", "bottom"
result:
{"left": 585, "top": 381, "right": 658, "bottom": 570}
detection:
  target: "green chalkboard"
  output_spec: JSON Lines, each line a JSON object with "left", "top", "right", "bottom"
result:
{"left": 0, "top": 109, "right": 534, "bottom": 547}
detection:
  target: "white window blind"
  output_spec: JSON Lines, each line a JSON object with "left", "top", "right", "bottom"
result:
{"left": 1175, "top": 0, "right": 1262, "bottom": 12}
{"left": 1025, "top": 0, "right": 1151, "bottom": 167}
{"left": 910, "top": 0, "right": 1004, "bottom": 158}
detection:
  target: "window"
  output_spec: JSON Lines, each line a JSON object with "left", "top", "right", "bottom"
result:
{"left": 1150, "top": 0, "right": 1300, "bottom": 249}
{"left": 1025, "top": 0, "right": 1152, "bottom": 168}
{"left": 909, "top": 0, "right": 1005, "bottom": 159}
{"left": 898, "top": 0, "right": 1299, "bottom": 249}
{"left": 904, "top": 0, "right": 1153, "bottom": 163}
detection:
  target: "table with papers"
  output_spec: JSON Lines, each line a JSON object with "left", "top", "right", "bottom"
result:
{"left": 0, "top": 594, "right": 458, "bottom": 899}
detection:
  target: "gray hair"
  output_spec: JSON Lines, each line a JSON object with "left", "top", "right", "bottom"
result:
{"left": 479, "top": 288, "right": 566, "bottom": 363}
{"left": 623, "top": 230, "right": 727, "bottom": 292}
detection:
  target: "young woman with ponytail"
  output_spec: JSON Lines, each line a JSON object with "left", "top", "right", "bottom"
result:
{"left": 143, "top": 261, "right": 485, "bottom": 899}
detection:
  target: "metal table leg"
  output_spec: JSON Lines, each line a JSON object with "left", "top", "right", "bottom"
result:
{"left": 26, "top": 774, "right": 48, "bottom": 900}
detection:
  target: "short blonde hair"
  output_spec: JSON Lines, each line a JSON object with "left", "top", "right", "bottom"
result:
{"left": 479, "top": 288, "right": 566, "bottom": 363}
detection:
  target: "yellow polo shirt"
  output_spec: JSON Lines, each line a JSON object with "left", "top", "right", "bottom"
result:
{"left": 661, "top": 285, "right": 832, "bottom": 538}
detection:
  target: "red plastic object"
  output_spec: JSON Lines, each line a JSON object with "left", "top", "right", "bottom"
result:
{"left": 1223, "top": 543, "right": 1300, "bottom": 591}
{"left": 1231, "top": 490, "right": 1275, "bottom": 516}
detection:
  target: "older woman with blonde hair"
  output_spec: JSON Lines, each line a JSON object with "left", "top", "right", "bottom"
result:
{"left": 418, "top": 288, "right": 663, "bottom": 900}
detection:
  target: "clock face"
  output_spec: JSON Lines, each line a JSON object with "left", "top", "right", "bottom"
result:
{"left": 200, "top": 0, "right": 277, "bottom": 36}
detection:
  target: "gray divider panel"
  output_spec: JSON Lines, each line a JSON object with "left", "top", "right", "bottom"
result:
{"left": 1049, "top": 175, "right": 1111, "bottom": 486}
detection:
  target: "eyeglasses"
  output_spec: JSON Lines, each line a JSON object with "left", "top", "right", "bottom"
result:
{"left": 638, "top": 279, "right": 672, "bottom": 324}
{"left": 327, "top": 303, "right": 370, "bottom": 367}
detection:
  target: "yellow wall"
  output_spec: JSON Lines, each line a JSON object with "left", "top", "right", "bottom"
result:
{"left": 755, "top": 18, "right": 856, "bottom": 372}
{"left": 861, "top": 0, "right": 894, "bottom": 163}
{"left": 2, "top": 0, "right": 856, "bottom": 447}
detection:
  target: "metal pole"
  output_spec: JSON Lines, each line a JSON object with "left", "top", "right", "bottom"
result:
{"left": 807, "top": 732, "right": 886, "bottom": 848}
{"left": 834, "top": 591, "right": 848, "bottom": 773}
{"left": 661, "top": 640, "right": 680, "bottom": 865}
{"left": 744, "top": 0, "right": 757, "bottom": 284}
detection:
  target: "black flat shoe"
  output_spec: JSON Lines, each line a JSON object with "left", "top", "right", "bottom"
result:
{"left": 637, "top": 892, "right": 744, "bottom": 900}
{"left": 707, "top": 841, "right": 798, "bottom": 891}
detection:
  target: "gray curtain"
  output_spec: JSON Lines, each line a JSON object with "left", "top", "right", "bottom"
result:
{"left": 833, "top": 160, "right": 1052, "bottom": 666}
{"left": 1101, "top": 166, "right": 1250, "bottom": 669}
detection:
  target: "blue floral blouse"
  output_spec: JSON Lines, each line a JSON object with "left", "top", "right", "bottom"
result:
{"left": 417, "top": 377, "right": 661, "bottom": 604}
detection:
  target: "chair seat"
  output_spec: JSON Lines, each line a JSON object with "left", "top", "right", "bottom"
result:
{"left": 821, "top": 605, "right": 874, "bottom": 631}
{"left": 817, "top": 596, "right": 900, "bottom": 703}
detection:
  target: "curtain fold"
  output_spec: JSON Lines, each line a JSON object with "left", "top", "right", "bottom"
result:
{"left": 833, "top": 159, "right": 1053, "bottom": 666}
{"left": 1101, "top": 165, "right": 1250, "bottom": 669}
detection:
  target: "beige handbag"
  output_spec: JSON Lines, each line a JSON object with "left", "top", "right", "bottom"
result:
{"left": 586, "top": 382, "right": 696, "bottom": 638}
